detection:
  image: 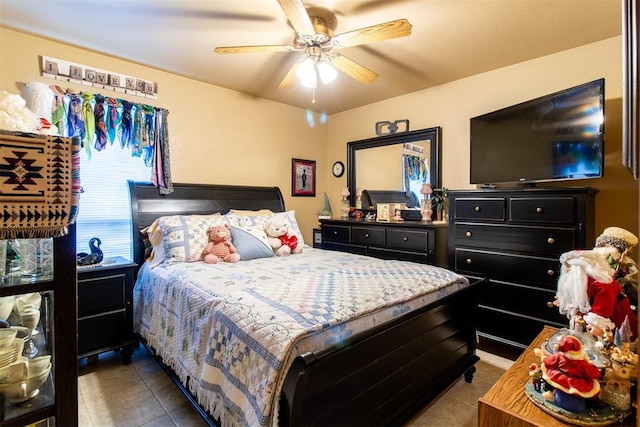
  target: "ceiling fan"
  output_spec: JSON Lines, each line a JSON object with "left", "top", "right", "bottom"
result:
{"left": 214, "top": 0, "right": 412, "bottom": 89}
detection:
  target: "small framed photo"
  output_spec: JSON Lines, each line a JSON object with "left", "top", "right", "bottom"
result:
{"left": 291, "top": 158, "right": 316, "bottom": 197}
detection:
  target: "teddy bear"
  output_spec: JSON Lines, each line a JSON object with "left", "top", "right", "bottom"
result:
{"left": 264, "top": 213, "right": 303, "bottom": 256}
{"left": 202, "top": 224, "right": 240, "bottom": 264}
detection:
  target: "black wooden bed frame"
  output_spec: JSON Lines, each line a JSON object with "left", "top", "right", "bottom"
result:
{"left": 128, "top": 180, "right": 484, "bottom": 426}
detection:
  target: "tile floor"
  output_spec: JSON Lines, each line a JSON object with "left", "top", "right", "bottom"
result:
{"left": 77, "top": 347, "right": 513, "bottom": 427}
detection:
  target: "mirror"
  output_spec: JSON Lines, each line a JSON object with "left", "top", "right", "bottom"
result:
{"left": 346, "top": 127, "right": 441, "bottom": 206}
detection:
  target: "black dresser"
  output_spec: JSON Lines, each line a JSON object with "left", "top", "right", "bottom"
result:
{"left": 447, "top": 187, "right": 597, "bottom": 355}
{"left": 320, "top": 218, "right": 448, "bottom": 267}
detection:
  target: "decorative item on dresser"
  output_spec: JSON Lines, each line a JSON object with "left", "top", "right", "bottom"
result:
{"left": 77, "top": 256, "right": 137, "bottom": 364}
{"left": 447, "top": 187, "right": 597, "bottom": 357}
{"left": 320, "top": 218, "right": 448, "bottom": 267}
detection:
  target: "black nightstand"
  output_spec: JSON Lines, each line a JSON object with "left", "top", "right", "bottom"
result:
{"left": 313, "top": 228, "right": 322, "bottom": 248}
{"left": 77, "top": 256, "right": 137, "bottom": 364}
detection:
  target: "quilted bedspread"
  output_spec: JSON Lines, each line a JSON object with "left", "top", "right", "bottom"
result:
{"left": 133, "top": 248, "right": 469, "bottom": 427}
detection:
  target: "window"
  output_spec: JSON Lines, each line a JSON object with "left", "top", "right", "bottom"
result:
{"left": 76, "top": 146, "right": 151, "bottom": 261}
{"left": 403, "top": 154, "right": 429, "bottom": 203}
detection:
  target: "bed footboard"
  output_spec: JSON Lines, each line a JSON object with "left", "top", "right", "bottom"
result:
{"left": 279, "top": 278, "right": 485, "bottom": 427}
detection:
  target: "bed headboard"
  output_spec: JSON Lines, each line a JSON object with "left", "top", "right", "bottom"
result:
{"left": 361, "top": 190, "right": 420, "bottom": 209}
{"left": 128, "top": 180, "right": 286, "bottom": 267}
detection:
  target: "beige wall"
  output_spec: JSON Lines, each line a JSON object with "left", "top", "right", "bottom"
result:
{"left": 1, "top": 28, "right": 637, "bottom": 248}
{"left": 0, "top": 27, "right": 327, "bottom": 243}
{"left": 327, "top": 36, "right": 639, "bottom": 245}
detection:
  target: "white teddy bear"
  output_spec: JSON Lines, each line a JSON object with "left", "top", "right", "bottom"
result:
{"left": 264, "top": 213, "right": 303, "bottom": 256}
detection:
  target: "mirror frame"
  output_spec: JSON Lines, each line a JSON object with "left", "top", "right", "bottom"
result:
{"left": 346, "top": 126, "right": 441, "bottom": 206}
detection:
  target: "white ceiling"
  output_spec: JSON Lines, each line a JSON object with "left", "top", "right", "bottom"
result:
{"left": 0, "top": 0, "right": 622, "bottom": 114}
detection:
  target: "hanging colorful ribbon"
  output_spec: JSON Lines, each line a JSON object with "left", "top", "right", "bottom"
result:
{"left": 142, "top": 105, "right": 155, "bottom": 166}
{"left": 105, "top": 97, "right": 121, "bottom": 145}
{"left": 66, "top": 93, "right": 85, "bottom": 142}
{"left": 93, "top": 94, "right": 108, "bottom": 151}
{"left": 120, "top": 100, "right": 134, "bottom": 149}
{"left": 81, "top": 92, "right": 95, "bottom": 158}
{"left": 131, "top": 105, "right": 144, "bottom": 157}
{"left": 152, "top": 108, "right": 173, "bottom": 194}
{"left": 50, "top": 85, "right": 66, "bottom": 136}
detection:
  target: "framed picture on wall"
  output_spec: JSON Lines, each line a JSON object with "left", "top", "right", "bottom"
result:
{"left": 291, "top": 158, "right": 316, "bottom": 197}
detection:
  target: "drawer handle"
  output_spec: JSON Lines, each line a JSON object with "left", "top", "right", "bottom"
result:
{"left": 536, "top": 207, "right": 543, "bottom": 213}
{"left": 365, "top": 233, "right": 369, "bottom": 238}
{"left": 474, "top": 206, "right": 480, "bottom": 212}
{"left": 466, "top": 258, "right": 473, "bottom": 265}
{"left": 465, "top": 231, "right": 472, "bottom": 237}
{"left": 547, "top": 269, "right": 555, "bottom": 276}
{"left": 547, "top": 237, "right": 555, "bottom": 245}
{"left": 333, "top": 231, "right": 338, "bottom": 235}
{"left": 403, "top": 237, "right": 408, "bottom": 241}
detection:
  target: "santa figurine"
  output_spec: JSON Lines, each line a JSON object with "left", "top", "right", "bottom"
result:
{"left": 556, "top": 245, "right": 637, "bottom": 343}
{"left": 537, "top": 335, "right": 602, "bottom": 413}
{"left": 594, "top": 226, "right": 638, "bottom": 310}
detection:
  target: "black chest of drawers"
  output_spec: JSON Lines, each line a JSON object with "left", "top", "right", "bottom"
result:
{"left": 447, "top": 187, "right": 597, "bottom": 354}
{"left": 320, "top": 219, "right": 448, "bottom": 267}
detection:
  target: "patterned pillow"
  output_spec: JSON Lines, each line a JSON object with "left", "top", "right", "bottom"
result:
{"left": 155, "top": 214, "right": 228, "bottom": 264}
{"left": 230, "top": 225, "right": 274, "bottom": 260}
{"left": 141, "top": 220, "right": 166, "bottom": 267}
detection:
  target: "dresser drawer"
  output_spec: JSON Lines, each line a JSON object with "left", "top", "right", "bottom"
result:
{"left": 352, "top": 226, "right": 385, "bottom": 246}
{"left": 479, "top": 280, "right": 566, "bottom": 325}
{"left": 368, "top": 247, "right": 428, "bottom": 264}
{"left": 78, "top": 309, "right": 127, "bottom": 354}
{"left": 454, "top": 248, "right": 559, "bottom": 290}
{"left": 453, "top": 198, "right": 505, "bottom": 221}
{"left": 509, "top": 197, "right": 575, "bottom": 223}
{"left": 322, "top": 241, "right": 367, "bottom": 255}
{"left": 322, "top": 225, "right": 350, "bottom": 243}
{"left": 453, "top": 223, "right": 576, "bottom": 255}
{"left": 477, "top": 307, "right": 556, "bottom": 349}
{"left": 78, "top": 273, "right": 127, "bottom": 316}
{"left": 386, "top": 229, "right": 428, "bottom": 251}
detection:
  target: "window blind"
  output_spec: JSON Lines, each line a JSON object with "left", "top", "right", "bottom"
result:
{"left": 76, "top": 146, "right": 151, "bottom": 261}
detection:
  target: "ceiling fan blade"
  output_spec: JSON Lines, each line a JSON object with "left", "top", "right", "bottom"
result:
{"left": 331, "top": 19, "right": 412, "bottom": 48}
{"left": 329, "top": 54, "right": 378, "bottom": 84}
{"left": 278, "top": 61, "right": 302, "bottom": 89}
{"left": 214, "top": 45, "right": 295, "bottom": 54}
{"left": 277, "top": 0, "right": 315, "bottom": 37}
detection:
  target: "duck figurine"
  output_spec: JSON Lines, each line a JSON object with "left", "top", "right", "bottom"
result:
{"left": 77, "top": 237, "right": 104, "bottom": 266}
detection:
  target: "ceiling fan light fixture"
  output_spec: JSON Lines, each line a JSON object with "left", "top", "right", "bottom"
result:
{"left": 296, "top": 57, "right": 317, "bottom": 87}
{"left": 317, "top": 60, "right": 337, "bottom": 84}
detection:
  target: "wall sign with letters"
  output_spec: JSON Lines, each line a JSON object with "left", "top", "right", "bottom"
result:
{"left": 41, "top": 56, "right": 158, "bottom": 100}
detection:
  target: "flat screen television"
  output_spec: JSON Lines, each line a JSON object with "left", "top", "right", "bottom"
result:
{"left": 470, "top": 78, "right": 605, "bottom": 186}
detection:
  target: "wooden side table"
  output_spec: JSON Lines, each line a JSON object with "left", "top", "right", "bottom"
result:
{"left": 478, "top": 326, "right": 635, "bottom": 426}
{"left": 77, "top": 256, "right": 137, "bottom": 364}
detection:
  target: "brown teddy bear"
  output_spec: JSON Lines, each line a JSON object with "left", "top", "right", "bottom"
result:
{"left": 202, "top": 224, "right": 240, "bottom": 264}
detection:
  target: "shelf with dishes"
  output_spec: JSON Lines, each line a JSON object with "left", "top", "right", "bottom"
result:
{"left": 0, "top": 290, "right": 54, "bottom": 422}
{"left": 0, "top": 239, "right": 55, "bottom": 290}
